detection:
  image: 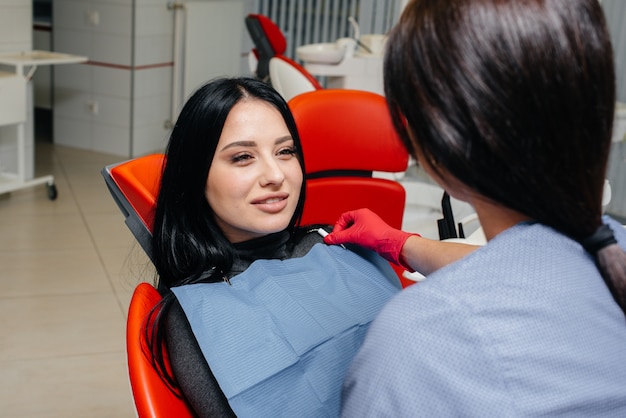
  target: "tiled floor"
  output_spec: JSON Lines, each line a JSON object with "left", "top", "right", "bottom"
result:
{"left": 0, "top": 129, "right": 452, "bottom": 417}
{"left": 0, "top": 138, "right": 148, "bottom": 417}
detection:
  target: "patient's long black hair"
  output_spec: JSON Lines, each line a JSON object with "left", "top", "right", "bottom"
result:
{"left": 146, "top": 77, "right": 306, "bottom": 394}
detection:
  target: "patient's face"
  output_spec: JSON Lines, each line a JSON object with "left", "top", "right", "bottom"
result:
{"left": 206, "top": 99, "right": 302, "bottom": 243}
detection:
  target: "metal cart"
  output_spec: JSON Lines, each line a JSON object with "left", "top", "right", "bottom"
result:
{"left": 0, "top": 50, "right": 87, "bottom": 200}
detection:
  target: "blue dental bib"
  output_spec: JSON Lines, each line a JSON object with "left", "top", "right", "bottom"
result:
{"left": 172, "top": 243, "right": 401, "bottom": 417}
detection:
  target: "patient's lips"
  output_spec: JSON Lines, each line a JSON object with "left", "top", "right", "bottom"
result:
{"left": 252, "top": 193, "right": 289, "bottom": 213}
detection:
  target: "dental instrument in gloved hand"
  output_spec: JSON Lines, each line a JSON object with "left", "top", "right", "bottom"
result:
{"left": 323, "top": 208, "right": 419, "bottom": 270}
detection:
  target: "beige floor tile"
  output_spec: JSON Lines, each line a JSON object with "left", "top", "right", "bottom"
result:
{"left": 0, "top": 292, "right": 125, "bottom": 362}
{"left": 52, "top": 143, "right": 123, "bottom": 165}
{"left": 83, "top": 212, "right": 140, "bottom": 249}
{"left": 0, "top": 137, "right": 137, "bottom": 415}
{"left": 0, "top": 352, "right": 135, "bottom": 417}
{"left": 99, "top": 246, "right": 153, "bottom": 289}
{"left": 99, "top": 246, "right": 154, "bottom": 316}
{"left": 74, "top": 185, "right": 126, "bottom": 215}
{"left": 65, "top": 166, "right": 116, "bottom": 190}
{"left": 67, "top": 159, "right": 114, "bottom": 181}
{"left": 0, "top": 181, "right": 77, "bottom": 216}
{"left": 113, "top": 285, "right": 135, "bottom": 318}
{"left": 0, "top": 212, "right": 93, "bottom": 251}
{"left": 0, "top": 248, "right": 111, "bottom": 297}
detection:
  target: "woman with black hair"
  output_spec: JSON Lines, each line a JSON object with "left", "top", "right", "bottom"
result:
{"left": 326, "top": 0, "right": 626, "bottom": 415}
{"left": 145, "top": 77, "right": 409, "bottom": 417}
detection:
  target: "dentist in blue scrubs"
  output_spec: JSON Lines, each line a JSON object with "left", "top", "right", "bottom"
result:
{"left": 325, "top": 0, "right": 626, "bottom": 415}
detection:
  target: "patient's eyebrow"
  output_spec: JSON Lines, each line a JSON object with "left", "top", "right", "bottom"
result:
{"left": 220, "top": 135, "right": 293, "bottom": 151}
{"left": 220, "top": 141, "right": 256, "bottom": 151}
{"left": 274, "top": 135, "right": 294, "bottom": 145}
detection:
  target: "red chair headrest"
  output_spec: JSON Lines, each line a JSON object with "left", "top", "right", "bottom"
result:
{"left": 289, "top": 90, "right": 409, "bottom": 174}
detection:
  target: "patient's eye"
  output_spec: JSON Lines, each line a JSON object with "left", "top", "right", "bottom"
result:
{"left": 277, "top": 147, "right": 296, "bottom": 158}
{"left": 231, "top": 153, "right": 254, "bottom": 164}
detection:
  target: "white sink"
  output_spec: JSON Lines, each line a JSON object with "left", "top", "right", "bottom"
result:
{"left": 296, "top": 43, "right": 345, "bottom": 64}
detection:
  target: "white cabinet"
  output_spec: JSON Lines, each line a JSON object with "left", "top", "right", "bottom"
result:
{"left": 0, "top": 72, "right": 26, "bottom": 126}
{"left": 53, "top": 0, "right": 173, "bottom": 157}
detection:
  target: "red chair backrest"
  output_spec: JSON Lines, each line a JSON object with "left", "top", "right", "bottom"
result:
{"left": 245, "top": 13, "right": 287, "bottom": 79}
{"left": 107, "top": 161, "right": 193, "bottom": 416}
{"left": 248, "top": 13, "right": 287, "bottom": 55}
{"left": 102, "top": 154, "right": 164, "bottom": 261}
{"left": 126, "top": 282, "right": 194, "bottom": 418}
{"left": 289, "top": 89, "right": 408, "bottom": 225}
{"left": 109, "top": 153, "right": 163, "bottom": 234}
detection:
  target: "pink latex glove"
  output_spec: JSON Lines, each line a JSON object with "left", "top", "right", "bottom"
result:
{"left": 324, "top": 208, "right": 419, "bottom": 270}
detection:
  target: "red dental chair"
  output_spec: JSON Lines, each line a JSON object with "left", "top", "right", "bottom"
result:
{"left": 103, "top": 154, "right": 194, "bottom": 418}
{"left": 126, "top": 282, "right": 194, "bottom": 418}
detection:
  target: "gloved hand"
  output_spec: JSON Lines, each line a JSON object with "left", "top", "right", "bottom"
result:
{"left": 324, "top": 208, "right": 418, "bottom": 269}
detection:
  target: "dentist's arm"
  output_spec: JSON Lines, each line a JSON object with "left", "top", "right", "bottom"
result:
{"left": 324, "top": 208, "right": 478, "bottom": 275}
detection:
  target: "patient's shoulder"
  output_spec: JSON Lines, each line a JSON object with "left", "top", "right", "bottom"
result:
{"left": 290, "top": 225, "right": 328, "bottom": 258}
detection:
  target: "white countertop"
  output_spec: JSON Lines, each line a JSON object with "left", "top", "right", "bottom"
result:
{"left": 0, "top": 50, "right": 87, "bottom": 67}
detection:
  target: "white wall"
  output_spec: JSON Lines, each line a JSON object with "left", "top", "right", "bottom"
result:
{"left": 172, "top": 0, "right": 247, "bottom": 124}
{"left": 0, "top": 0, "right": 31, "bottom": 52}
{"left": 602, "top": 0, "right": 626, "bottom": 218}
{"left": 0, "top": 0, "right": 34, "bottom": 179}
{"left": 602, "top": 0, "right": 626, "bottom": 102}
{"left": 53, "top": 0, "right": 248, "bottom": 158}
{"left": 53, "top": 0, "right": 174, "bottom": 157}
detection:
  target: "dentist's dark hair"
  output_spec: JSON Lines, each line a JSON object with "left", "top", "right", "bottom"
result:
{"left": 147, "top": 77, "right": 306, "bottom": 393}
{"left": 384, "top": 0, "right": 625, "bottom": 313}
